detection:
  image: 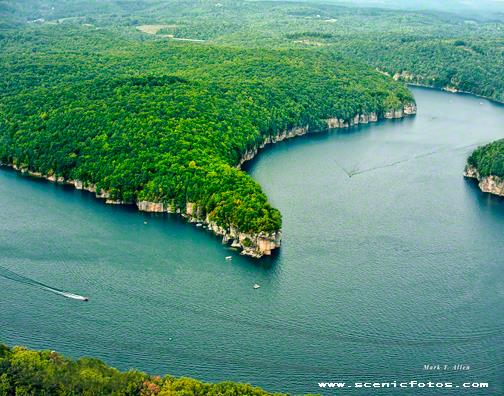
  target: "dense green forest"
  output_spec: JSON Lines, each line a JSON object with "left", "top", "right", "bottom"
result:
{"left": 0, "top": 0, "right": 501, "bottom": 249}
{"left": 467, "top": 139, "right": 504, "bottom": 178}
{"left": 0, "top": 22, "right": 413, "bottom": 244}
{"left": 1, "top": 0, "right": 502, "bottom": 101}
{"left": 0, "top": 0, "right": 501, "bottom": 246}
{"left": 0, "top": 344, "right": 283, "bottom": 395}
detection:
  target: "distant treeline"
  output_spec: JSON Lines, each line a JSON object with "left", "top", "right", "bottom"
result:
{"left": 285, "top": 32, "right": 334, "bottom": 40}
{"left": 1, "top": 0, "right": 502, "bottom": 101}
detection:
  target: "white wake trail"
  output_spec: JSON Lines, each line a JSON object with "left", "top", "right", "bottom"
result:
{"left": 43, "top": 288, "right": 89, "bottom": 301}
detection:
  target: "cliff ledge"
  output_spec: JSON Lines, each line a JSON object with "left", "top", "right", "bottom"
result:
{"left": 464, "top": 165, "right": 504, "bottom": 197}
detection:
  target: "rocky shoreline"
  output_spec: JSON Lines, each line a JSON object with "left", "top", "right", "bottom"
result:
{"left": 0, "top": 103, "right": 416, "bottom": 258}
{"left": 238, "top": 104, "right": 417, "bottom": 169}
{"left": 136, "top": 200, "right": 282, "bottom": 258}
{"left": 464, "top": 165, "right": 504, "bottom": 197}
{"left": 379, "top": 69, "right": 504, "bottom": 105}
{"left": 0, "top": 162, "right": 281, "bottom": 258}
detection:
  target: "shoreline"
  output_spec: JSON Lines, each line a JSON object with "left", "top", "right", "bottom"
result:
{"left": 377, "top": 69, "right": 503, "bottom": 105}
{"left": 237, "top": 104, "right": 417, "bottom": 169}
{"left": 0, "top": 103, "right": 416, "bottom": 258}
{"left": 464, "top": 165, "right": 504, "bottom": 197}
{"left": 405, "top": 83, "right": 504, "bottom": 106}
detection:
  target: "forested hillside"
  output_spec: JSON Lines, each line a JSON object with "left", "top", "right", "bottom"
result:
{"left": 2, "top": 0, "right": 502, "bottom": 101}
{"left": 0, "top": 344, "right": 282, "bottom": 395}
{"left": 0, "top": 23, "right": 414, "bottom": 256}
{"left": 0, "top": 0, "right": 501, "bottom": 254}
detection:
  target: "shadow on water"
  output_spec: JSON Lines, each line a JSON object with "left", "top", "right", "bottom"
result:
{"left": 464, "top": 176, "right": 504, "bottom": 216}
{"left": 149, "top": 210, "right": 281, "bottom": 270}
{"left": 0, "top": 166, "right": 281, "bottom": 271}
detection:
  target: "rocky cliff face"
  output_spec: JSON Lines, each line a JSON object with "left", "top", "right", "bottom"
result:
{"left": 135, "top": 200, "right": 282, "bottom": 257}
{"left": 326, "top": 112, "right": 378, "bottom": 128}
{"left": 238, "top": 104, "right": 416, "bottom": 169}
{"left": 206, "top": 218, "right": 282, "bottom": 258}
{"left": 384, "top": 104, "right": 417, "bottom": 119}
{"left": 237, "top": 126, "right": 309, "bottom": 169}
{"left": 185, "top": 202, "right": 281, "bottom": 257}
{"left": 393, "top": 71, "right": 415, "bottom": 82}
{"left": 137, "top": 201, "right": 165, "bottom": 212}
{"left": 464, "top": 165, "right": 504, "bottom": 197}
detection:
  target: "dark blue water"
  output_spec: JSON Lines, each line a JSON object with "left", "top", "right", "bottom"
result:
{"left": 1, "top": 87, "right": 503, "bottom": 395}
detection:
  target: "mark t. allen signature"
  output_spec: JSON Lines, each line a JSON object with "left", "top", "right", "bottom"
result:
{"left": 424, "top": 364, "right": 470, "bottom": 371}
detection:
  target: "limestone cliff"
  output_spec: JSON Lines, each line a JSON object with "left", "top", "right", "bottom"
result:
{"left": 134, "top": 199, "right": 281, "bottom": 258}
{"left": 238, "top": 104, "right": 416, "bottom": 169}
{"left": 464, "top": 165, "right": 504, "bottom": 197}
{"left": 184, "top": 201, "right": 281, "bottom": 258}
{"left": 137, "top": 201, "right": 165, "bottom": 212}
{"left": 385, "top": 69, "right": 504, "bottom": 104}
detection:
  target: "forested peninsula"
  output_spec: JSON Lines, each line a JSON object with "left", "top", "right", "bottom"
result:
{"left": 0, "top": 0, "right": 502, "bottom": 255}
{"left": 0, "top": 25, "right": 415, "bottom": 257}
{"left": 465, "top": 139, "right": 504, "bottom": 197}
{"left": 0, "top": 344, "right": 283, "bottom": 395}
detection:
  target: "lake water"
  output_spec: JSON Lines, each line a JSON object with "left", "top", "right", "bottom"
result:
{"left": 1, "top": 87, "right": 503, "bottom": 395}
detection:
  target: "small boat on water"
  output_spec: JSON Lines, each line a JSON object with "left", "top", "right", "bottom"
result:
{"left": 49, "top": 289, "right": 90, "bottom": 302}
{"left": 253, "top": 283, "right": 260, "bottom": 289}
{"left": 225, "top": 256, "right": 233, "bottom": 260}
{"left": 144, "top": 221, "right": 148, "bottom": 224}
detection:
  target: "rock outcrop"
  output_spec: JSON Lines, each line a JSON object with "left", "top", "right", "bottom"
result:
{"left": 137, "top": 201, "right": 165, "bottom": 212}
{"left": 237, "top": 126, "right": 309, "bottom": 169}
{"left": 206, "top": 219, "right": 282, "bottom": 258}
{"left": 393, "top": 71, "right": 415, "bottom": 82}
{"left": 238, "top": 104, "right": 416, "bottom": 169}
{"left": 464, "top": 165, "right": 504, "bottom": 197}
{"left": 384, "top": 104, "right": 417, "bottom": 119}
{"left": 326, "top": 112, "right": 379, "bottom": 128}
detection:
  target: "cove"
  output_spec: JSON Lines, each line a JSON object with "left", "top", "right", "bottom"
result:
{"left": 0, "top": 87, "right": 503, "bottom": 395}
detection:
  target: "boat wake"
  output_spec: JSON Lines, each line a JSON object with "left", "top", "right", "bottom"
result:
{"left": 0, "top": 265, "right": 88, "bottom": 301}
{"left": 336, "top": 141, "right": 487, "bottom": 177}
{"left": 43, "top": 288, "right": 89, "bottom": 301}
